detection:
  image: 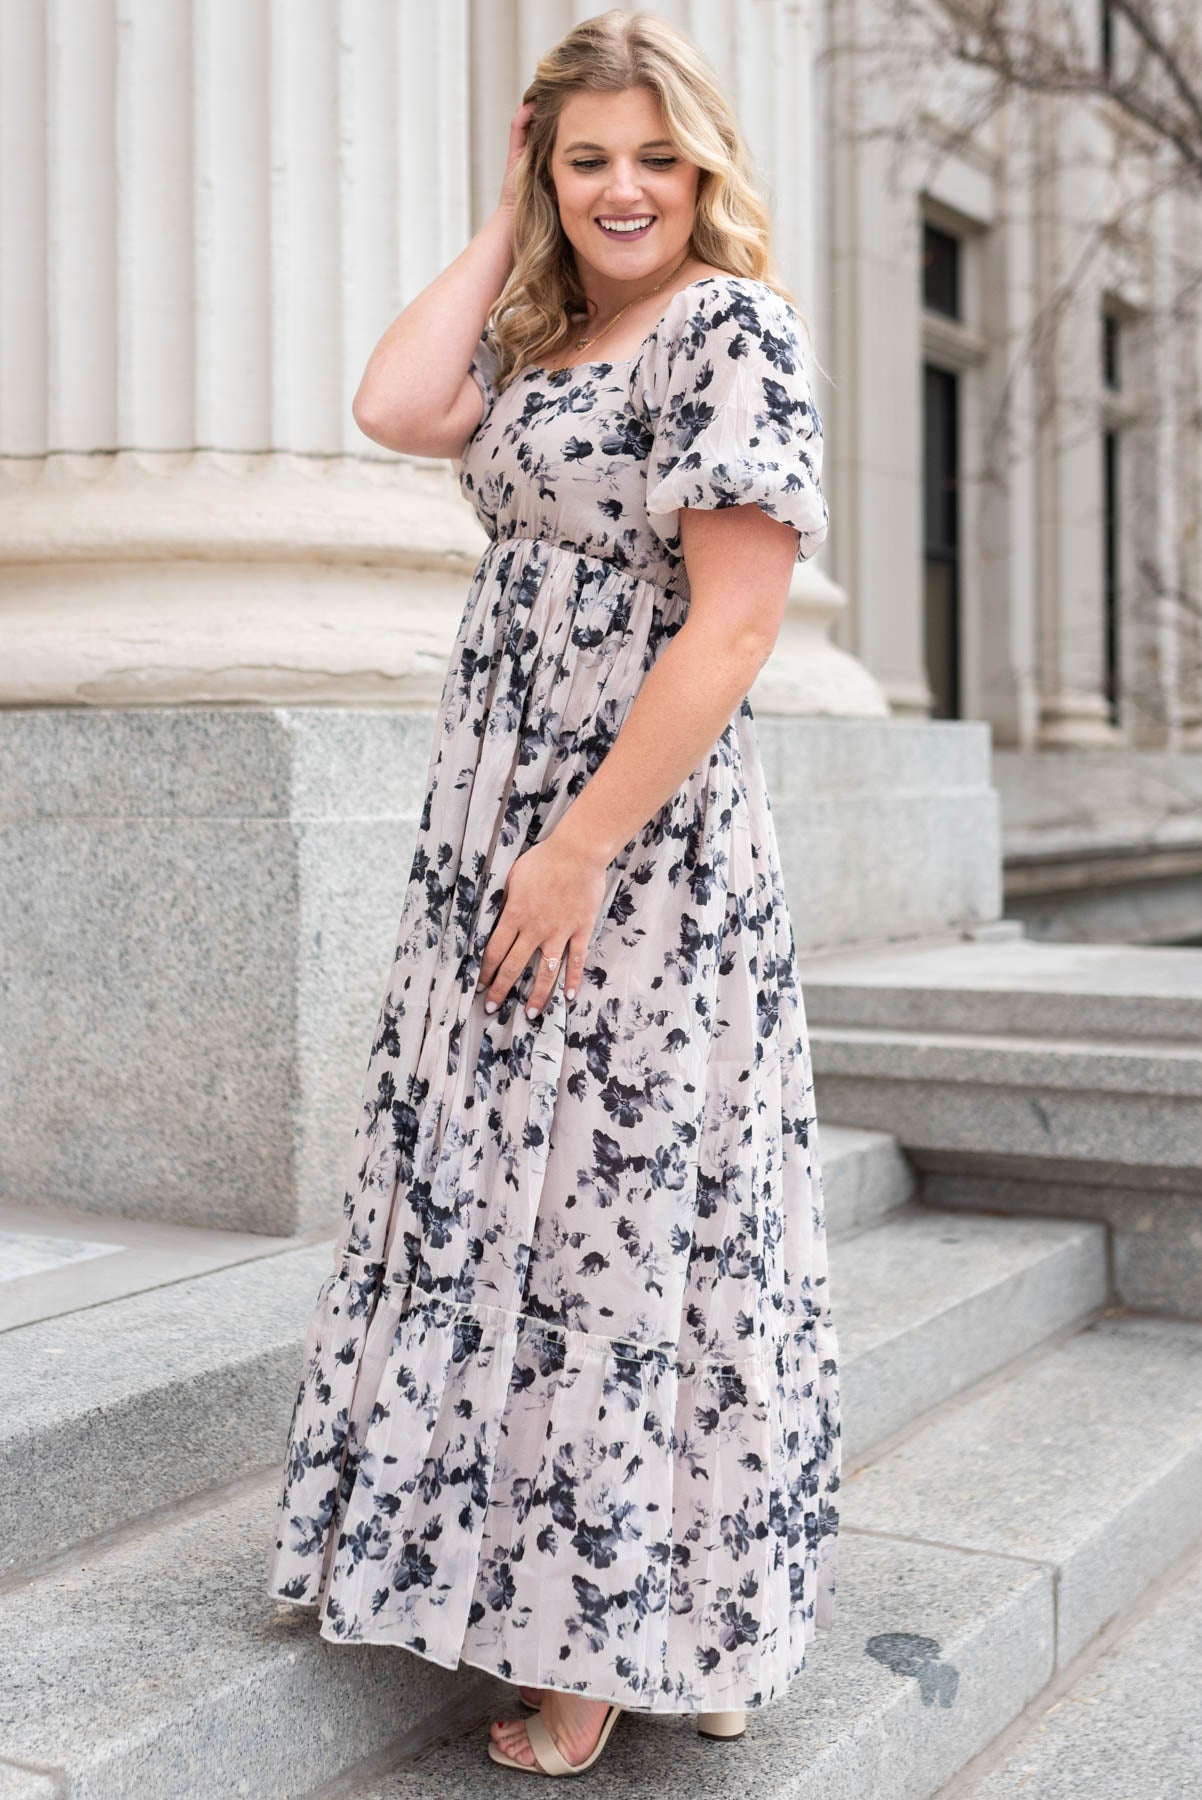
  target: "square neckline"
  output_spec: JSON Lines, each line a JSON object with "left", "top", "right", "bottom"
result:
{"left": 520, "top": 272, "right": 732, "bottom": 378}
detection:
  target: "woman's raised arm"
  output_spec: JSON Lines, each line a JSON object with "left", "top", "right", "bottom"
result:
{"left": 352, "top": 99, "right": 533, "bottom": 458}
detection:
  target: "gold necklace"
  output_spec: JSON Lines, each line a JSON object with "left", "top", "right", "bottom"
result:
{"left": 571, "top": 254, "right": 693, "bottom": 353}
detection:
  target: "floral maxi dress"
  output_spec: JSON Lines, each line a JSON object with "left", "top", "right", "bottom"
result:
{"left": 266, "top": 273, "right": 842, "bottom": 1715}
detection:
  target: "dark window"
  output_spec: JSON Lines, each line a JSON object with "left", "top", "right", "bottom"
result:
{"left": 922, "top": 223, "right": 961, "bottom": 320}
{"left": 1102, "top": 310, "right": 1121, "bottom": 391}
{"left": 1103, "top": 428, "right": 1120, "bottom": 724}
{"left": 1101, "top": 0, "right": 1115, "bottom": 76}
{"left": 923, "top": 362, "right": 961, "bottom": 719}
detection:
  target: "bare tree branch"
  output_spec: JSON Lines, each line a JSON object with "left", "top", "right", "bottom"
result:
{"left": 823, "top": 0, "right": 1202, "bottom": 708}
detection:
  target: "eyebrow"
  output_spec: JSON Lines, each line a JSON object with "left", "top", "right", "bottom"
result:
{"left": 560, "top": 138, "right": 676, "bottom": 152}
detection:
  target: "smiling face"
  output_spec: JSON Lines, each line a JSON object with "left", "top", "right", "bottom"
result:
{"left": 548, "top": 86, "right": 702, "bottom": 303}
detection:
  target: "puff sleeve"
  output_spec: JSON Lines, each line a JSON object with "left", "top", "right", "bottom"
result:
{"left": 638, "top": 278, "right": 829, "bottom": 563}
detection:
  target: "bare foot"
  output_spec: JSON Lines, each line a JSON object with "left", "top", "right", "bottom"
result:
{"left": 517, "top": 1684, "right": 543, "bottom": 1708}
{"left": 490, "top": 1692, "right": 614, "bottom": 1769}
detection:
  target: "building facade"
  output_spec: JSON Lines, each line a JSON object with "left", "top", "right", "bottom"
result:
{"left": 4, "top": 0, "right": 1197, "bottom": 1231}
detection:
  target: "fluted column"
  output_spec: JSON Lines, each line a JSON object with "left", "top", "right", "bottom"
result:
{"left": 821, "top": 0, "right": 930, "bottom": 717}
{"left": 1122, "top": 141, "right": 1181, "bottom": 748}
{"left": 2, "top": 0, "right": 882, "bottom": 715}
{"left": 738, "top": 0, "right": 886, "bottom": 716}
{"left": 0, "top": 0, "right": 477, "bottom": 707}
{"left": 974, "top": 84, "right": 1042, "bottom": 750}
{"left": 1181, "top": 187, "right": 1202, "bottom": 747}
{"left": 1030, "top": 14, "right": 1120, "bottom": 748}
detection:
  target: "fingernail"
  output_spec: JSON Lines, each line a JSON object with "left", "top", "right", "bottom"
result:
{"left": 526, "top": 1005, "right": 539, "bottom": 1019}
{"left": 565, "top": 987, "right": 576, "bottom": 1000}
{"left": 484, "top": 999, "right": 498, "bottom": 1013}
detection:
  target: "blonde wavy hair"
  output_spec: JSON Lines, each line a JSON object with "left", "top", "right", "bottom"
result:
{"left": 487, "top": 9, "right": 814, "bottom": 394}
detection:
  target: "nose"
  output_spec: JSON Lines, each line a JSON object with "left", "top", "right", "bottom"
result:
{"left": 603, "top": 161, "right": 643, "bottom": 201}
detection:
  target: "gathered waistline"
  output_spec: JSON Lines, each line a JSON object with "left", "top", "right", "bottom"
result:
{"left": 487, "top": 531, "right": 686, "bottom": 596}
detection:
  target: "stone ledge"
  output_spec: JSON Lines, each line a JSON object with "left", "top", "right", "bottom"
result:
{"left": 1, "top": 710, "right": 1001, "bottom": 1231}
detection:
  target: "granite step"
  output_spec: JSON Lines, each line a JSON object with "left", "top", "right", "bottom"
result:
{"left": 3, "top": 1238, "right": 334, "bottom": 1572}
{"left": 0, "top": 1474, "right": 1057, "bottom": 1800}
{"left": 818, "top": 1121, "right": 916, "bottom": 1240}
{"left": 0, "top": 1236, "right": 1156, "bottom": 1800}
{"left": 0, "top": 1471, "right": 496, "bottom": 1800}
{"left": 797, "top": 942, "right": 1202, "bottom": 1318}
{"left": 798, "top": 937, "right": 1202, "bottom": 1043}
{"left": 842, "top": 1311, "right": 1202, "bottom": 1669}
{"left": 4, "top": 1189, "right": 1104, "bottom": 1573}
{"left": 323, "top": 1312, "right": 1202, "bottom": 1800}
{"left": 1, "top": 1118, "right": 913, "bottom": 1573}
{"left": 830, "top": 1205, "right": 1107, "bottom": 1471}
{"left": 952, "top": 1533, "right": 1202, "bottom": 1797}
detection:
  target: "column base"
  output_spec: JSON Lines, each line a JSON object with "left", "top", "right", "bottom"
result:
{"left": 1037, "top": 690, "right": 1124, "bottom": 749}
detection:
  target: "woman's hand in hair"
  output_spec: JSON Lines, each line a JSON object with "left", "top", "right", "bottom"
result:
{"left": 497, "top": 98, "right": 536, "bottom": 217}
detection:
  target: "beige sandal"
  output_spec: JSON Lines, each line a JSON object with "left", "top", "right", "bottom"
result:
{"left": 488, "top": 1702, "right": 623, "bottom": 1775}
{"left": 514, "top": 1692, "right": 742, "bottom": 1735}
{"left": 697, "top": 1708, "right": 746, "bottom": 1739}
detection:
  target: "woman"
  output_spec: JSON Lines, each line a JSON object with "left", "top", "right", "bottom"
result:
{"left": 266, "top": 8, "right": 841, "bottom": 1779}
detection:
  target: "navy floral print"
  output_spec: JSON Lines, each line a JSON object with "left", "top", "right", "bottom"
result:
{"left": 266, "top": 274, "right": 841, "bottom": 1714}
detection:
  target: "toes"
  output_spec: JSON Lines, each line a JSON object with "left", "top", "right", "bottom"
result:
{"left": 495, "top": 1722, "right": 534, "bottom": 1765}
{"left": 491, "top": 1717, "right": 532, "bottom": 1757}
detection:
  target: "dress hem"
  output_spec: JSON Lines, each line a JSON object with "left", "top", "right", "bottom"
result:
{"left": 267, "top": 1572, "right": 835, "bottom": 1716}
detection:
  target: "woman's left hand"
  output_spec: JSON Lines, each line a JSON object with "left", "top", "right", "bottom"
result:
{"left": 477, "top": 828, "right": 610, "bottom": 1017}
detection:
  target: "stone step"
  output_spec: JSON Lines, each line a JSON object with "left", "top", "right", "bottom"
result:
{"left": 956, "top": 1534, "right": 1202, "bottom": 1797}
{"left": 5, "top": 1187, "right": 1104, "bottom": 1574}
{"left": 798, "top": 936, "right": 1202, "bottom": 1043}
{"left": 797, "top": 939, "right": 1202, "bottom": 1318}
{"left": 4, "top": 1239, "right": 334, "bottom": 1572}
{"left": 0, "top": 1477, "right": 1055, "bottom": 1800}
{"left": 810, "top": 1022, "right": 1202, "bottom": 1110}
{"left": 807, "top": 1022, "right": 1202, "bottom": 1212}
{"left": 805, "top": 993, "right": 1202, "bottom": 1318}
{"left": 843, "top": 1312, "right": 1202, "bottom": 1670}
{"left": 0, "top": 1471, "right": 496, "bottom": 1800}
{"left": 0, "top": 1231, "right": 1140, "bottom": 1800}
{"left": 815, "top": 1120, "right": 917, "bottom": 1239}
{"left": 831, "top": 1205, "right": 1107, "bottom": 1471}
{"left": 326, "top": 1312, "right": 1202, "bottom": 1800}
